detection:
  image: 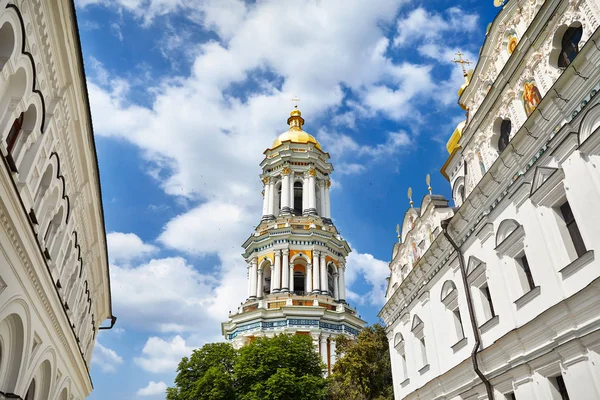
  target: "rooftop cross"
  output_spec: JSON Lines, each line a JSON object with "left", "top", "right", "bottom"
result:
{"left": 452, "top": 51, "right": 472, "bottom": 76}
{"left": 292, "top": 96, "right": 300, "bottom": 108}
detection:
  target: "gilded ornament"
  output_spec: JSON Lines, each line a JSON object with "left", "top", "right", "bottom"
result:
{"left": 326, "top": 180, "right": 331, "bottom": 188}
{"left": 309, "top": 168, "right": 317, "bottom": 177}
{"left": 282, "top": 166, "right": 291, "bottom": 175}
{"left": 262, "top": 177, "right": 269, "bottom": 185}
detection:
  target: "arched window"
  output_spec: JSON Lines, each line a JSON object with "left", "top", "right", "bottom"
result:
{"left": 293, "top": 181, "right": 303, "bottom": 215}
{"left": 393, "top": 333, "right": 408, "bottom": 380}
{"left": 293, "top": 271, "right": 305, "bottom": 295}
{"left": 6, "top": 112, "right": 24, "bottom": 153}
{"left": 558, "top": 25, "right": 583, "bottom": 68}
{"left": 327, "top": 265, "right": 335, "bottom": 296}
{"left": 25, "top": 379, "right": 36, "bottom": 400}
{"left": 498, "top": 119, "right": 511, "bottom": 152}
{"left": 411, "top": 315, "right": 428, "bottom": 369}
{"left": 441, "top": 281, "right": 465, "bottom": 345}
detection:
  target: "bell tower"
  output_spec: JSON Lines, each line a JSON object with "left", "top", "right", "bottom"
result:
{"left": 222, "top": 106, "right": 365, "bottom": 374}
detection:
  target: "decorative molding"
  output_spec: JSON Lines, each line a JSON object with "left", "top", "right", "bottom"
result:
{"left": 529, "top": 167, "right": 565, "bottom": 206}
{"left": 514, "top": 286, "right": 541, "bottom": 310}
{"left": 559, "top": 250, "right": 594, "bottom": 279}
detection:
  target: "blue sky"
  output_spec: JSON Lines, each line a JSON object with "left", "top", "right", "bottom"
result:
{"left": 75, "top": 0, "right": 500, "bottom": 398}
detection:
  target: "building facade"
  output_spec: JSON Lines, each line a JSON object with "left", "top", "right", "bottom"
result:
{"left": 222, "top": 107, "right": 365, "bottom": 374}
{"left": 0, "top": 1, "right": 113, "bottom": 399}
{"left": 380, "top": 0, "right": 600, "bottom": 399}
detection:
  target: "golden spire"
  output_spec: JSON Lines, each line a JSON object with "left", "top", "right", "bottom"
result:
{"left": 287, "top": 96, "right": 304, "bottom": 131}
{"left": 426, "top": 174, "right": 432, "bottom": 195}
{"left": 408, "top": 187, "right": 413, "bottom": 208}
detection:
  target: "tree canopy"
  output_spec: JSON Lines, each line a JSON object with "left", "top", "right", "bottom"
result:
{"left": 166, "top": 335, "right": 326, "bottom": 400}
{"left": 327, "top": 324, "right": 393, "bottom": 400}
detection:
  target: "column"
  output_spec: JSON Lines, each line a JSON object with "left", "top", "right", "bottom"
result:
{"left": 281, "top": 168, "right": 291, "bottom": 214}
{"left": 247, "top": 263, "right": 252, "bottom": 298}
{"left": 281, "top": 249, "right": 290, "bottom": 292}
{"left": 320, "top": 253, "right": 328, "bottom": 295}
{"left": 256, "top": 265, "right": 264, "bottom": 299}
{"left": 262, "top": 179, "right": 269, "bottom": 217}
{"left": 330, "top": 338, "right": 337, "bottom": 371}
{"left": 249, "top": 258, "right": 258, "bottom": 299}
{"left": 302, "top": 176, "right": 309, "bottom": 214}
{"left": 325, "top": 181, "right": 331, "bottom": 218}
{"left": 312, "top": 251, "right": 320, "bottom": 293}
{"left": 273, "top": 250, "right": 282, "bottom": 293}
{"left": 306, "top": 263, "right": 313, "bottom": 293}
{"left": 269, "top": 264, "right": 275, "bottom": 294}
{"left": 319, "top": 180, "right": 326, "bottom": 217}
{"left": 267, "top": 180, "right": 275, "bottom": 217}
{"left": 339, "top": 263, "right": 346, "bottom": 302}
{"left": 308, "top": 169, "right": 317, "bottom": 215}
{"left": 333, "top": 271, "right": 339, "bottom": 301}
{"left": 289, "top": 261, "right": 295, "bottom": 294}
{"left": 320, "top": 335, "right": 328, "bottom": 370}
{"left": 289, "top": 172, "right": 295, "bottom": 213}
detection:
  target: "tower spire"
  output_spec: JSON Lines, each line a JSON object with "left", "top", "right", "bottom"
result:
{"left": 287, "top": 96, "right": 304, "bottom": 131}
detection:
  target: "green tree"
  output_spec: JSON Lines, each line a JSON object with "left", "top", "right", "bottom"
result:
{"left": 235, "top": 335, "right": 326, "bottom": 400}
{"left": 167, "top": 342, "right": 237, "bottom": 400}
{"left": 328, "top": 324, "right": 393, "bottom": 400}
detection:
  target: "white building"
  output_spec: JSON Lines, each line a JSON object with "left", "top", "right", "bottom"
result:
{"left": 380, "top": 0, "right": 600, "bottom": 399}
{"left": 0, "top": 1, "right": 113, "bottom": 399}
{"left": 222, "top": 107, "right": 365, "bottom": 375}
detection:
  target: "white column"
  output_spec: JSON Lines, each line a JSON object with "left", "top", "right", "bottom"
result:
{"left": 289, "top": 260, "right": 295, "bottom": 293}
{"left": 339, "top": 263, "right": 346, "bottom": 302}
{"left": 330, "top": 338, "right": 337, "bottom": 371}
{"left": 302, "top": 175, "right": 309, "bottom": 214}
{"left": 325, "top": 181, "right": 331, "bottom": 218}
{"left": 256, "top": 264, "right": 263, "bottom": 299}
{"left": 273, "top": 250, "right": 282, "bottom": 292}
{"left": 262, "top": 180, "right": 269, "bottom": 217}
{"left": 247, "top": 264, "right": 252, "bottom": 298}
{"left": 312, "top": 251, "right": 320, "bottom": 293}
{"left": 320, "top": 335, "right": 328, "bottom": 370}
{"left": 289, "top": 172, "right": 295, "bottom": 213}
{"left": 319, "top": 181, "right": 326, "bottom": 217}
{"left": 308, "top": 170, "right": 317, "bottom": 215}
{"left": 281, "top": 249, "right": 289, "bottom": 292}
{"left": 333, "top": 271, "right": 339, "bottom": 301}
{"left": 269, "top": 264, "right": 275, "bottom": 294}
{"left": 249, "top": 259, "right": 258, "bottom": 299}
{"left": 320, "top": 253, "right": 328, "bottom": 295}
{"left": 267, "top": 180, "right": 275, "bottom": 217}
{"left": 281, "top": 170, "right": 291, "bottom": 214}
{"left": 306, "top": 263, "right": 313, "bottom": 293}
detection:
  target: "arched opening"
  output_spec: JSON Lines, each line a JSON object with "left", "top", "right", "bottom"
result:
{"left": 5, "top": 112, "right": 23, "bottom": 154}
{"left": 0, "top": 313, "right": 25, "bottom": 393}
{"left": 58, "top": 388, "right": 68, "bottom": 400}
{"left": 0, "top": 22, "right": 16, "bottom": 70}
{"left": 0, "top": 68, "right": 27, "bottom": 134}
{"left": 327, "top": 264, "right": 335, "bottom": 297}
{"left": 12, "top": 103, "right": 39, "bottom": 172}
{"left": 293, "top": 271, "right": 305, "bottom": 295}
{"left": 293, "top": 181, "right": 303, "bottom": 216}
{"left": 33, "top": 163, "right": 54, "bottom": 213}
{"left": 274, "top": 181, "right": 281, "bottom": 217}
{"left": 497, "top": 118, "right": 511, "bottom": 152}
{"left": 260, "top": 261, "right": 272, "bottom": 298}
{"left": 25, "top": 379, "right": 35, "bottom": 400}
{"left": 45, "top": 206, "right": 65, "bottom": 261}
{"left": 558, "top": 24, "right": 583, "bottom": 69}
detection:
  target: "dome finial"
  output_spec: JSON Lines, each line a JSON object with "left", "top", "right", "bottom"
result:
{"left": 288, "top": 96, "right": 304, "bottom": 131}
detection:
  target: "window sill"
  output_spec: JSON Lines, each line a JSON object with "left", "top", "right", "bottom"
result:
{"left": 514, "top": 286, "right": 541, "bottom": 310}
{"left": 451, "top": 337, "right": 468, "bottom": 353}
{"left": 559, "top": 250, "right": 594, "bottom": 279}
{"left": 479, "top": 315, "right": 499, "bottom": 334}
{"left": 400, "top": 378, "right": 410, "bottom": 388}
{"left": 418, "top": 364, "right": 430, "bottom": 375}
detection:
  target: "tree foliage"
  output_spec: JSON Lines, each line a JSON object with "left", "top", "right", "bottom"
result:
{"left": 167, "top": 335, "right": 326, "bottom": 400}
{"left": 328, "top": 324, "right": 393, "bottom": 400}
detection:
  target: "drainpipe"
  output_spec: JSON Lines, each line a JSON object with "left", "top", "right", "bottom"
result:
{"left": 441, "top": 218, "right": 494, "bottom": 400}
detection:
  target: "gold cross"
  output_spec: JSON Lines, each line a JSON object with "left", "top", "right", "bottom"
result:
{"left": 292, "top": 96, "right": 300, "bottom": 108}
{"left": 452, "top": 51, "right": 472, "bottom": 75}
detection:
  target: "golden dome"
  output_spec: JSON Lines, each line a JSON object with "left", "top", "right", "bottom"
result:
{"left": 270, "top": 106, "right": 322, "bottom": 150}
{"left": 457, "top": 69, "right": 473, "bottom": 98}
{"left": 446, "top": 120, "right": 465, "bottom": 154}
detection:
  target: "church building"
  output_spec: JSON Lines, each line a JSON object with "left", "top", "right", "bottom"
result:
{"left": 0, "top": 1, "right": 113, "bottom": 399}
{"left": 380, "top": 0, "right": 600, "bottom": 399}
{"left": 221, "top": 106, "right": 365, "bottom": 375}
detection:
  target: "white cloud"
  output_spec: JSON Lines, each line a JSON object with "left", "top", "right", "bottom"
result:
{"left": 91, "top": 342, "right": 124, "bottom": 373}
{"left": 345, "top": 250, "right": 390, "bottom": 306}
{"left": 134, "top": 335, "right": 195, "bottom": 373}
{"left": 106, "top": 232, "right": 157, "bottom": 264}
{"left": 393, "top": 7, "right": 479, "bottom": 47}
{"left": 136, "top": 381, "right": 168, "bottom": 397}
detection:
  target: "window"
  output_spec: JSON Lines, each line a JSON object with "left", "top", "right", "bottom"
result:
{"left": 498, "top": 119, "right": 511, "bottom": 152}
{"left": 393, "top": 333, "right": 408, "bottom": 380}
{"left": 453, "top": 309, "right": 465, "bottom": 340}
{"left": 559, "top": 202, "right": 586, "bottom": 258}
{"left": 558, "top": 25, "right": 583, "bottom": 69}
{"left": 293, "top": 181, "right": 303, "bottom": 215}
{"left": 411, "top": 316, "right": 428, "bottom": 369}
{"left": 549, "top": 375, "right": 570, "bottom": 400}
{"left": 327, "top": 265, "right": 335, "bottom": 296}
{"left": 441, "top": 280, "right": 465, "bottom": 344}
{"left": 480, "top": 284, "right": 496, "bottom": 321}
{"left": 419, "top": 337, "right": 427, "bottom": 366}
{"left": 516, "top": 253, "right": 536, "bottom": 292}
{"left": 293, "top": 271, "right": 305, "bottom": 295}
{"left": 505, "top": 392, "right": 517, "bottom": 400}
{"left": 6, "top": 112, "right": 24, "bottom": 153}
